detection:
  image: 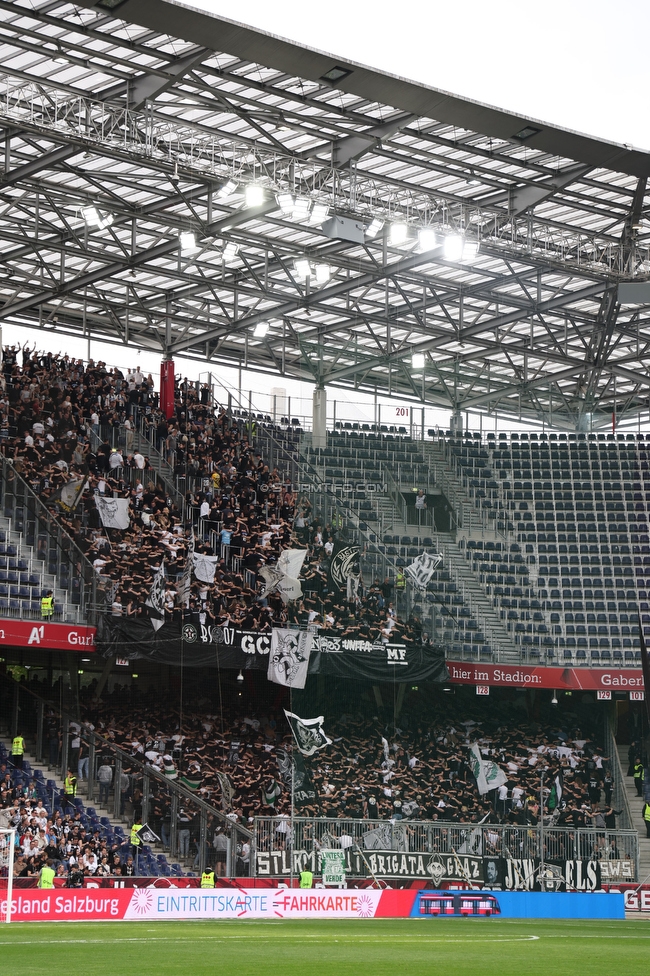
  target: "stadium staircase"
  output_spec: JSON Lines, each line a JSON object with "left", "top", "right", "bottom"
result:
{"left": 616, "top": 742, "right": 650, "bottom": 883}
{"left": 0, "top": 511, "right": 80, "bottom": 623}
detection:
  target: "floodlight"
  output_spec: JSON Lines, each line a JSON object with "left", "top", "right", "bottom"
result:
{"left": 389, "top": 222, "right": 408, "bottom": 246}
{"left": 179, "top": 231, "right": 198, "bottom": 254}
{"left": 82, "top": 206, "right": 113, "bottom": 230}
{"left": 292, "top": 197, "right": 311, "bottom": 222}
{"left": 411, "top": 352, "right": 425, "bottom": 369}
{"left": 277, "top": 192, "right": 294, "bottom": 215}
{"left": 244, "top": 184, "right": 265, "bottom": 207}
{"left": 223, "top": 242, "right": 240, "bottom": 263}
{"left": 309, "top": 203, "right": 330, "bottom": 225}
{"left": 253, "top": 322, "right": 269, "bottom": 338}
{"left": 217, "top": 179, "right": 237, "bottom": 199}
{"left": 315, "top": 264, "right": 331, "bottom": 284}
{"left": 295, "top": 259, "right": 312, "bottom": 280}
{"left": 444, "top": 234, "right": 464, "bottom": 261}
{"left": 463, "top": 240, "right": 480, "bottom": 262}
{"left": 365, "top": 217, "right": 384, "bottom": 239}
{"left": 418, "top": 228, "right": 437, "bottom": 252}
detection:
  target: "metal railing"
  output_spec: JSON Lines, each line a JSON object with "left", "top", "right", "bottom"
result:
{"left": 0, "top": 673, "right": 252, "bottom": 879}
{"left": 254, "top": 815, "right": 639, "bottom": 880}
{"left": 0, "top": 457, "right": 97, "bottom": 621}
{"left": 604, "top": 706, "right": 634, "bottom": 832}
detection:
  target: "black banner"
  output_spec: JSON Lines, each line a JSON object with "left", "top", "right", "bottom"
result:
{"left": 328, "top": 542, "right": 360, "bottom": 592}
{"left": 254, "top": 850, "right": 603, "bottom": 889}
{"left": 97, "top": 616, "right": 449, "bottom": 683}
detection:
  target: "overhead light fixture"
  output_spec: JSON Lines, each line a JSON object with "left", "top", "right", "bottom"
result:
{"left": 443, "top": 234, "right": 465, "bottom": 262}
{"left": 82, "top": 206, "right": 113, "bottom": 230}
{"left": 467, "top": 170, "right": 480, "bottom": 185}
{"left": 244, "top": 184, "right": 265, "bottom": 207}
{"left": 253, "top": 322, "right": 269, "bottom": 338}
{"left": 96, "top": 0, "right": 129, "bottom": 8}
{"left": 411, "top": 352, "right": 425, "bottom": 370}
{"left": 309, "top": 203, "right": 329, "bottom": 225}
{"left": 320, "top": 66, "right": 352, "bottom": 83}
{"left": 551, "top": 690, "right": 558, "bottom": 705}
{"left": 179, "top": 231, "right": 198, "bottom": 254}
{"left": 223, "top": 242, "right": 239, "bottom": 263}
{"left": 418, "top": 228, "right": 437, "bottom": 252}
{"left": 292, "top": 197, "right": 311, "bottom": 222}
{"left": 389, "top": 222, "right": 409, "bottom": 246}
{"left": 277, "top": 192, "right": 294, "bottom": 215}
{"left": 218, "top": 179, "right": 237, "bottom": 199}
{"left": 365, "top": 217, "right": 384, "bottom": 239}
{"left": 315, "top": 264, "right": 331, "bottom": 284}
{"left": 463, "top": 240, "right": 480, "bottom": 262}
{"left": 294, "top": 259, "right": 311, "bottom": 281}
{"left": 513, "top": 125, "right": 541, "bottom": 142}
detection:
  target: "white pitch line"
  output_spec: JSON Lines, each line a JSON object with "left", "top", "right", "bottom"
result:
{"left": 2, "top": 934, "right": 542, "bottom": 947}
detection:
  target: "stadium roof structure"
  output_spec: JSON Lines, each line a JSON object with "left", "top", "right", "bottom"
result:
{"left": 1, "top": 0, "right": 650, "bottom": 429}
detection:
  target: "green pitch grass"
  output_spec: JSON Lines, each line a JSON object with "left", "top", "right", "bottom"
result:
{"left": 2, "top": 918, "right": 648, "bottom": 976}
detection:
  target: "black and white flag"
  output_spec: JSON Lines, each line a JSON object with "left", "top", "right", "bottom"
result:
{"left": 52, "top": 476, "right": 87, "bottom": 513}
{"left": 135, "top": 822, "right": 161, "bottom": 844}
{"left": 405, "top": 551, "right": 442, "bottom": 591}
{"left": 267, "top": 629, "right": 313, "bottom": 689}
{"left": 328, "top": 542, "right": 360, "bottom": 592}
{"left": 193, "top": 552, "right": 219, "bottom": 584}
{"left": 284, "top": 710, "right": 331, "bottom": 757}
{"left": 178, "top": 530, "right": 194, "bottom": 609}
{"left": 259, "top": 548, "right": 307, "bottom": 603}
{"left": 145, "top": 561, "right": 166, "bottom": 632}
{"left": 95, "top": 495, "right": 131, "bottom": 530}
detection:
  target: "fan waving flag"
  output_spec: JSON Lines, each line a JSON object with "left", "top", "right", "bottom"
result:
{"left": 260, "top": 548, "right": 307, "bottom": 603}
{"left": 405, "top": 552, "right": 442, "bottom": 591}
{"left": 267, "top": 629, "right": 313, "bottom": 689}
{"left": 284, "top": 710, "right": 331, "bottom": 757}
{"left": 468, "top": 743, "right": 507, "bottom": 795}
{"left": 328, "top": 542, "right": 360, "bottom": 592}
{"left": 95, "top": 495, "right": 131, "bottom": 530}
{"left": 51, "top": 476, "right": 87, "bottom": 514}
{"left": 193, "top": 552, "right": 218, "bottom": 584}
{"left": 145, "top": 561, "right": 166, "bottom": 631}
{"left": 177, "top": 530, "right": 195, "bottom": 609}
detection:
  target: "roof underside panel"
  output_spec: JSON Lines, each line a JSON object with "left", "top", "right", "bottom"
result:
{"left": 0, "top": 0, "right": 649, "bottom": 428}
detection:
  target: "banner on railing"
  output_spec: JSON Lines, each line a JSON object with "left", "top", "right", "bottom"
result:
{"left": 254, "top": 848, "right": 604, "bottom": 889}
{"left": 97, "top": 616, "right": 449, "bottom": 681}
{"left": 0, "top": 619, "right": 96, "bottom": 651}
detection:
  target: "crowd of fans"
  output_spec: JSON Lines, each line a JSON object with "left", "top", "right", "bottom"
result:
{"left": 0, "top": 342, "right": 428, "bottom": 650}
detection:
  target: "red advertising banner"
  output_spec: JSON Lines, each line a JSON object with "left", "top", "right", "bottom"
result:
{"left": 0, "top": 619, "right": 96, "bottom": 651}
{"left": 602, "top": 885, "right": 650, "bottom": 912}
{"left": 447, "top": 661, "right": 644, "bottom": 691}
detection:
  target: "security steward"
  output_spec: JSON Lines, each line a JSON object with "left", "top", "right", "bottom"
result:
{"left": 62, "top": 769, "right": 77, "bottom": 811}
{"left": 299, "top": 869, "right": 313, "bottom": 888}
{"left": 11, "top": 732, "right": 25, "bottom": 770}
{"left": 38, "top": 859, "right": 56, "bottom": 889}
{"left": 396, "top": 568, "right": 406, "bottom": 591}
{"left": 201, "top": 867, "right": 216, "bottom": 888}
{"left": 41, "top": 590, "right": 54, "bottom": 618}
{"left": 634, "top": 760, "right": 645, "bottom": 797}
{"left": 130, "top": 820, "right": 143, "bottom": 866}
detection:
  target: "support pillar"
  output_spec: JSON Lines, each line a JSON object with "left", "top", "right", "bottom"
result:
{"left": 313, "top": 387, "right": 327, "bottom": 449}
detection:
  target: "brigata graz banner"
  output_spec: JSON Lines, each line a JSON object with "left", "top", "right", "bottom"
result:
{"left": 255, "top": 849, "right": 603, "bottom": 890}
{"left": 97, "top": 615, "right": 448, "bottom": 682}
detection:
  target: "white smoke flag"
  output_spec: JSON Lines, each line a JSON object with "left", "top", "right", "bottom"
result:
{"left": 193, "top": 552, "right": 218, "bottom": 583}
{"left": 146, "top": 561, "right": 166, "bottom": 632}
{"left": 468, "top": 743, "right": 507, "bottom": 795}
{"left": 52, "top": 476, "right": 87, "bottom": 513}
{"left": 284, "top": 710, "right": 331, "bottom": 756}
{"left": 267, "top": 629, "right": 313, "bottom": 689}
{"left": 381, "top": 736, "right": 390, "bottom": 762}
{"left": 260, "top": 548, "right": 307, "bottom": 603}
{"left": 178, "top": 530, "right": 194, "bottom": 609}
{"left": 405, "top": 552, "right": 442, "bottom": 591}
{"left": 95, "top": 495, "right": 131, "bottom": 530}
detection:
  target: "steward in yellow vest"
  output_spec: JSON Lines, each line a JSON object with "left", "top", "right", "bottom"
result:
{"left": 41, "top": 592, "right": 54, "bottom": 618}
{"left": 299, "top": 870, "right": 313, "bottom": 888}
{"left": 38, "top": 861, "right": 56, "bottom": 889}
{"left": 634, "top": 761, "right": 644, "bottom": 796}
{"left": 644, "top": 802, "right": 650, "bottom": 839}
{"left": 201, "top": 869, "right": 216, "bottom": 888}
{"left": 130, "top": 823, "right": 142, "bottom": 848}
{"left": 396, "top": 569, "right": 406, "bottom": 590}
{"left": 11, "top": 735, "right": 24, "bottom": 769}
